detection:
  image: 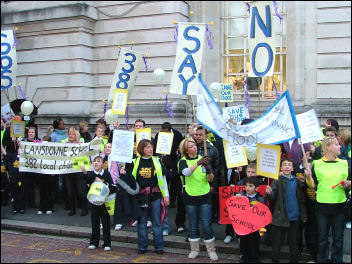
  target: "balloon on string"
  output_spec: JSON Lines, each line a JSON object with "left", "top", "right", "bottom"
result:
{"left": 20, "top": 101, "right": 34, "bottom": 116}
{"left": 209, "top": 82, "right": 222, "bottom": 101}
{"left": 105, "top": 109, "right": 119, "bottom": 125}
{"left": 153, "top": 68, "right": 165, "bottom": 85}
{"left": 245, "top": 145, "right": 257, "bottom": 161}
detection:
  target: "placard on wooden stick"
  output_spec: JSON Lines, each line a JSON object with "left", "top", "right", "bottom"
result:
{"left": 257, "top": 143, "right": 281, "bottom": 180}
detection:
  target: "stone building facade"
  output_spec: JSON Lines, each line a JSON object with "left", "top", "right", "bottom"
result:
{"left": 1, "top": 1, "right": 350, "bottom": 137}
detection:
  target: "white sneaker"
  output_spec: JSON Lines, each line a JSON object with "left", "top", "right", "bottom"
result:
{"left": 37, "top": 211, "right": 43, "bottom": 215}
{"left": 104, "top": 246, "right": 111, "bottom": 251}
{"left": 147, "top": 220, "right": 152, "bottom": 227}
{"left": 115, "top": 224, "right": 122, "bottom": 230}
{"left": 132, "top": 220, "right": 138, "bottom": 227}
{"left": 46, "top": 210, "right": 52, "bottom": 215}
{"left": 177, "top": 227, "right": 185, "bottom": 233}
{"left": 100, "top": 224, "right": 103, "bottom": 229}
{"left": 88, "top": 245, "right": 96, "bottom": 250}
{"left": 224, "top": 235, "right": 233, "bottom": 244}
{"left": 163, "top": 231, "right": 169, "bottom": 236}
{"left": 346, "top": 222, "right": 351, "bottom": 229}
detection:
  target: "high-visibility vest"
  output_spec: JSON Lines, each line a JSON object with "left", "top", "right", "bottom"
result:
{"left": 313, "top": 158, "right": 348, "bottom": 203}
{"left": 177, "top": 155, "right": 210, "bottom": 196}
{"left": 132, "top": 156, "right": 167, "bottom": 198}
{"left": 61, "top": 137, "right": 85, "bottom": 143}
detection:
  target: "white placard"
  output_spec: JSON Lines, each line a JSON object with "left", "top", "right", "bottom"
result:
{"left": 223, "top": 140, "right": 248, "bottom": 168}
{"left": 156, "top": 132, "right": 174, "bottom": 155}
{"left": 222, "top": 105, "right": 250, "bottom": 123}
{"left": 1, "top": 104, "right": 15, "bottom": 126}
{"left": 257, "top": 143, "right": 281, "bottom": 179}
{"left": 296, "top": 109, "right": 322, "bottom": 144}
{"left": 111, "top": 129, "right": 135, "bottom": 163}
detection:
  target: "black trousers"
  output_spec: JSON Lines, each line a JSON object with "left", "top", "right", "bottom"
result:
{"left": 225, "top": 224, "right": 234, "bottom": 237}
{"left": 272, "top": 221, "right": 300, "bottom": 263}
{"left": 239, "top": 232, "right": 260, "bottom": 262}
{"left": 23, "top": 172, "right": 37, "bottom": 208}
{"left": 65, "top": 173, "right": 87, "bottom": 211}
{"left": 11, "top": 172, "right": 26, "bottom": 211}
{"left": 38, "top": 175, "right": 54, "bottom": 212}
{"left": 90, "top": 204, "right": 111, "bottom": 247}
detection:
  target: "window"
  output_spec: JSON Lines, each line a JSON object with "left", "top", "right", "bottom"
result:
{"left": 222, "top": 1, "right": 287, "bottom": 99}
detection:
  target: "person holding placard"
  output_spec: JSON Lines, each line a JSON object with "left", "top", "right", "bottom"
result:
{"left": 305, "top": 137, "right": 351, "bottom": 263}
{"left": 126, "top": 139, "right": 169, "bottom": 255}
{"left": 178, "top": 138, "right": 218, "bottom": 261}
{"left": 265, "top": 157, "right": 307, "bottom": 263}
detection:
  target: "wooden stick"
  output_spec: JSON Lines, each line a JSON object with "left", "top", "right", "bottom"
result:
{"left": 298, "top": 138, "right": 315, "bottom": 188}
{"left": 203, "top": 127, "right": 207, "bottom": 156}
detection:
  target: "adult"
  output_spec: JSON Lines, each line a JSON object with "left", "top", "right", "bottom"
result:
{"left": 79, "top": 121, "right": 92, "bottom": 143}
{"left": 306, "top": 136, "right": 351, "bottom": 263}
{"left": 178, "top": 137, "right": 218, "bottom": 261}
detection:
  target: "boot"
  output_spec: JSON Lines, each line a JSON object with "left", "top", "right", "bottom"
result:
{"left": 67, "top": 198, "right": 76, "bottom": 216}
{"left": 188, "top": 238, "right": 200, "bottom": 259}
{"left": 204, "top": 237, "right": 219, "bottom": 261}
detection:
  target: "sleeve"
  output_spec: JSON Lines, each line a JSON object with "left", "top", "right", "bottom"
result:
{"left": 178, "top": 159, "right": 188, "bottom": 175}
{"left": 84, "top": 172, "right": 95, "bottom": 185}
{"left": 105, "top": 171, "right": 117, "bottom": 193}
{"left": 162, "top": 175, "right": 169, "bottom": 197}
{"left": 210, "top": 147, "right": 220, "bottom": 189}
{"left": 265, "top": 180, "right": 279, "bottom": 202}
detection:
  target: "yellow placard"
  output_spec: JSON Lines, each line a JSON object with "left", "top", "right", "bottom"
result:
{"left": 223, "top": 139, "right": 248, "bottom": 168}
{"left": 256, "top": 143, "right": 281, "bottom": 180}
{"left": 135, "top": 128, "right": 151, "bottom": 144}
{"left": 72, "top": 156, "right": 90, "bottom": 170}
{"left": 10, "top": 120, "right": 25, "bottom": 138}
{"left": 156, "top": 132, "right": 174, "bottom": 155}
{"left": 112, "top": 88, "right": 128, "bottom": 115}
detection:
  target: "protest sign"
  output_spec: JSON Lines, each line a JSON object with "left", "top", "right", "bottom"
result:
{"left": 296, "top": 109, "right": 322, "bottom": 144}
{"left": 72, "top": 155, "right": 90, "bottom": 171}
{"left": 223, "top": 140, "right": 248, "bottom": 168}
{"left": 10, "top": 120, "right": 25, "bottom": 138}
{"left": 248, "top": 1, "right": 275, "bottom": 77}
{"left": 257, "top": 143, "right": 281, "bottom": 179}
{"left": 135, "top": 128, "right": 151, "bottom": 144}
{"left": 111, "top": 129, "right": 134, "bottom": 163}
{"left": 219, "top": 83, "right": 233, "bottom": 102}
{"left": 112, "top": 88, "right": 128, "bottom": 115}
{"left": 1, "top": 30, "right": 17, "bottom": 90}
{"left": 1, "top": 104, "right": 14, "bottom": 126}
{"left": 222, "top": 105, "right": 250, "bottom": 123}
{"left": 156, "top": 132, "right": 174, "bottom": 155}
{"left": 170, "top": 22, "right": 206, "bottom": 95}
{"left": 19, "top": 138, "right": 101, "bottom": 174}
{"left": 108, "top": 47, "right": 144, "bottom": 102}
{"left": 219, "top": 185, "right": 267, "bottom": 224}
{"left": 226, "top": 196, "right": 272, "bottom": 235}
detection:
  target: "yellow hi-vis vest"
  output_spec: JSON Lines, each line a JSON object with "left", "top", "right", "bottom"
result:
{"left": 178, "top": 155, "right": 210, "bottom": 196}
{"left": 313, "top": 158, "right": 348, "bottom": 204}
{"left": 132, "top": 156, "right": 167, "bottom": 198}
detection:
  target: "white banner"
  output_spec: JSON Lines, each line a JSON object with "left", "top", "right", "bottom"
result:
{"left": 248, "top": 1, "right": 275, "bottom": 77}
{"left": 296, "top": 109, "right": 323, "bottom": 144}
{"left": 170, "top": 22, "right": 206, "bottom": 95}
{"left": 196, "top": 74, "right": 300, "bottom": 146}
{"left": 108, "top": 47, "right": 144, "bottom": 102}
{"left": 1, "top": 30, "right": 17, "bottom": 90}
{"left": 222, "top": 105, "right": 250, "bottom": 123}
{"left": 19, "top": 138, "right": 102, "bottom": 174}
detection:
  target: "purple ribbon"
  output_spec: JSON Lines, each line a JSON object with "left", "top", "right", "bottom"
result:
{"left": 165, "top": 92, "right": 174, "bottom": 117}
{"left": 13, "top": 29, "right": 18, "bottom": 48}
{"left": 125, "top": 105, "right": 129, "bottom": 130}
{"left": 243, "top": 77, "right": 250, "bottom": 108}
{"left": 206, "top": 24, "right": 214, "bottom": 50}
{"left": 246, "top": 2, "right": 250, "bottom": 14}
{"left": 272, "top": 77, "right": 280, "bottom": 99}
{"left": 273, "top": 1, "right": 283, "bottom": 23}
{"left": 103, "top": 101, "right": 107, "bottom": 121}
{"left": 17, "top": 85, "right": 27, "bottom": 100}
{"left": 118, "top": 47, "right": 121, "bottom": 57}
{"left": 143, "top": 55, "right": 149, "bottom": 71}
{"left": 173, "top": 23, "right": 179, "bottom": 42}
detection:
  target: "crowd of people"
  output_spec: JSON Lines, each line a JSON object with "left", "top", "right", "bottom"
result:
{"left": 1, "top": 115, "right": 351, "bottom": 262}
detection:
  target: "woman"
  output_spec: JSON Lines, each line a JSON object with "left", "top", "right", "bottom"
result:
{"left": 306, "top": 136, "right": 351, "bottom": 263}
{"left": 79, "top": 121, "right": 92, "bottom": 143}
{"left": 178, "top": 138, "right": 218, "bottom": 261}
{"left": 62, "top": 126, "right": 87, "bottom": 216}
{"left": 128, "top": 139, "right": 169, "bottom": 255}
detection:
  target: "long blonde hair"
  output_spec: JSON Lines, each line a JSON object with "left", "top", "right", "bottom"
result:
{"left": 68, "top": 126, "right": 81, "bottom": 143}
{"left": 179, "top": 138, "right": 196, "bottom": 158}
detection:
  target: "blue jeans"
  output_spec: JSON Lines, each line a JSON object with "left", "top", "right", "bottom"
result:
{"left": 316, "top": 210, "right": 345, "bottom": 263}
{"left": 186, "top": 203, "right": 213, "bottom": 240}
{"left": 163, "top": 216, "right": 169, "bottom": 234}
{"left": 138, "top": 198, "right": 163, "bottom": 251}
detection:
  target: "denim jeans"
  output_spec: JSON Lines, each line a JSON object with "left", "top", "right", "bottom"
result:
{"left": 138, "top": 198, "right": 163, "bottom": 251}
{"left": 316, "top": 211, "right": 345, "bottom": 263}
{"left": 185, "top": 203, "right": 213, "bottom": 240}
{"left": 163, "top": 216, "right": 169, "bottom": 234}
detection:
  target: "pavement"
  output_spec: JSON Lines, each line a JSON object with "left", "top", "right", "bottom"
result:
{"left": 1, "top": 201, "right": 351, "bottom": 263}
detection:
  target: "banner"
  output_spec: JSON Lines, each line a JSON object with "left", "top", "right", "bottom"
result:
{"left": 169, "top": 22, "right": 206, "bottom": 95}
{"left": 222, "top": 105, "right": 250, "bottom": 123}
{"left": 19, "top": 138, "right": 102, "bottom": 174}
{"left": 296, "top": 109, "right": 323, "bottom": 144}
{"left": 108, "top": 47, "right": 144, "bottom": 102}
{"left": 248, "top": 1, "right": 275, "bottom": 77}
{"left": 197, "top": 74, "right": 300, "bottom": 146}
{"left": 1, "top": 30, "right": 17, "bottom": 90}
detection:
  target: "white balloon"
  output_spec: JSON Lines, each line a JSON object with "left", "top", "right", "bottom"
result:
{"left": 20, "top": 101, "right": 34, "bottom": 116}
{"left": 153, "top": 68, "right": 165, "bottom": 84}
{"left": 245, "top": 145, "right": 257, "bottom": 161}
{"left": 209, "top": 82, "right": 222, "bottom": 100}
{"left": 105, "top": 109, "right": 118, "bottom": 125}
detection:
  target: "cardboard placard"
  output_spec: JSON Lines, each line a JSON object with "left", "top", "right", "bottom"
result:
{"left": 155, "top": 132, "right": 174, "bottom": 155}
{"left": 223, "top": 140, "right": 248, "bottom": 168}
{"left": 112, "top": 88, "right": 128, "bottom": 115}
{"left": 135, "top": 128, "right": 151, "bottom": 144}
{"left": 10, "top": 120, "right": 25, "bottom": 138}
{"left": 256, "top": 143, "right": 281, "bottom": 180}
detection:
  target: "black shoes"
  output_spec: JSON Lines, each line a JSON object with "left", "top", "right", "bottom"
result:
{"left": 138, "top": 250, "right": 147, "bottom": 254}
{"left": 20, "top": 209, "right": 25, "bottom": 214}
{"left": 68, "top": 210, "right": 76, "bottom": 216}
{"left": 80, "top": 209, "right": 88, "bottom": 216}
{"left": 156, "top": 250, "right": 163, "bottom": 255}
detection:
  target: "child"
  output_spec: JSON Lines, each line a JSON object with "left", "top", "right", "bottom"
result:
{"left": 265, "top": 157, "right": 307, "bottom": 263}
{"left": 235, "top": 177, "right": 265, "bottom": 263}
{"left": 81, "top": 156, "right": 116, "bottom": 251}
